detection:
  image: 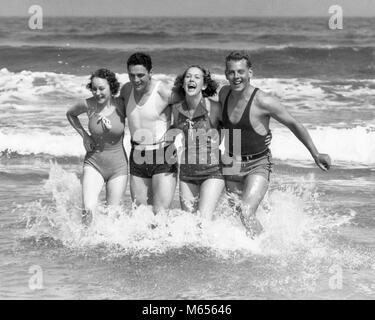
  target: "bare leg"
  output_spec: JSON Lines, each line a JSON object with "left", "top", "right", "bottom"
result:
{"left": 106, "top": 174, "right": 128, "bottom": 205}
{"left": 179, "top": 180, "right": 200, "bottom": 213}
{"left": 152, "top": 172, "right": 177, "bottom": 214}
{"left": 198, "top": 178, "right": 225, "bottom": 220}
{"left": 130, "top": 174, "right": 153, "bottom": 206}
{"left": 241, "top": 174, "right": 269, "bottom": 237}
{"left": 242, "top": 174, "right": 269, "bottom": 215}
{"left": 226, "top": 174, "right": 268, "bottom": 238}
{"left": 82, "top": 166, "right": 104, "bottom": 225}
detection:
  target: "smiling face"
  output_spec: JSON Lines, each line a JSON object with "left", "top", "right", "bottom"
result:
{"left": 90, "top": 77, "right": 111, "bottom": 105}
{"left": 128, "top": 64, "right": 152, "bottom": 92}
{"left": 183, "top": 67, "right": 206, "bottom": 97}
{"left": 225, "top": 59, "right": 252, "bottom": 92}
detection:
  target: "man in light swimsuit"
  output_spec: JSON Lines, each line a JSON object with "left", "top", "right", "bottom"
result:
{"left": 219, "top": 51, "right": 331, "bottom": 238}
{"left": 120, "top": 52, "right": 180, "bottom": 214}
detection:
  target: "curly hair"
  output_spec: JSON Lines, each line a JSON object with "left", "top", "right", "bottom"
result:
{"left": 173, "top": 65, "right": 218, "bottom": 98}
{"left": 86, "top": 68, "right": 120, "bottom": 95}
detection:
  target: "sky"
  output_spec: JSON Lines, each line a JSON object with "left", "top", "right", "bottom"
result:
{"left": 0, "top": 0, "right": 374, "bottom": 17}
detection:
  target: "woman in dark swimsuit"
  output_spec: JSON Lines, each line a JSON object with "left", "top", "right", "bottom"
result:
{"left": 172, "top": 65, "right": 224, "bottom": 220}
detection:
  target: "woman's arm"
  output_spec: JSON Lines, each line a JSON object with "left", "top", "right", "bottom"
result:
{"left": 66, "top": 101, "right": 95, "bottom": 152}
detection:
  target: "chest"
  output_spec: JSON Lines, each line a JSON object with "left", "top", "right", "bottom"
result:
{"left": 226, "top": 96, "right": 250, "bottom": 124}
{"left": 88, "top": 109, "right": 124, "bottom": 135}
{"left": 127, "top": 92, "right": 166, "bottom": 122}
{"left": 177, "top": 113, "right": 212, "bottom": 132}
{"left": 133, "top": 89, "right": 153, "bottom": 106}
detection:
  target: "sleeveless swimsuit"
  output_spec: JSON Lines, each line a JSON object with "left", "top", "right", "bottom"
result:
{"left": 221, "top": 88, "right": 273, "bottom": 181}
{"left": 173, "top": 98, "right": 223, "bottom": 184}
{"left": 126, "top": 81, "right": 177, "bottom": 178}
{"left": 84, "top": 97, "right": 128, "bottom": 181}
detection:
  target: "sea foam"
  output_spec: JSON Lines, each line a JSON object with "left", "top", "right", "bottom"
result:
{"left": 1, "top": 125, "right": 374, "bottom": 166}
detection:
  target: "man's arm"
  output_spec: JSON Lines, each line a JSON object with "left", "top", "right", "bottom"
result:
{"left": 258, "top": 93, "right": 331, "bottom": 171}
{"left": 119, "top": 82, "right": 132, "bottom": 108}
{"left": 158, "top": 81, "right": 183, "bottom": 109}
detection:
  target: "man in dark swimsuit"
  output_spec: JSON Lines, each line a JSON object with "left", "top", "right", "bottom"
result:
{"left": 219, "top": 51, "right": 331, "bottom": 238}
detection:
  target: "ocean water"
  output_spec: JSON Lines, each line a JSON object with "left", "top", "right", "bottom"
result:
{"left": 0, "top": 16, "right": 375, "bottom": 300}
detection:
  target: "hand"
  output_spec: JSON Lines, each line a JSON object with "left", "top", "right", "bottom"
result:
{"left": 265, "top": 130, "right": 272, "bottom": 147}
{"left": 83, "top": 134, "right": 95, "bottom": 152}
{"left": 314, "top": 153, "right": 331, "bottom": 171}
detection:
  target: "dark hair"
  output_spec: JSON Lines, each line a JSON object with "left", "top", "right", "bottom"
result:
{"left": 225, "top": 51, "right": 252, "bottom": 68}
{"left": 86, "top": 68, "right": 120, "bottom": 95}
{"left": 173, "top": 65, "right": 218, "bottom": 98}
{"left": 127, "top": 52, "right": 152, "bottom": 72}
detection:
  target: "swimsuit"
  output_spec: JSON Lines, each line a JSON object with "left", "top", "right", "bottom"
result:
{"left": 221, "top": 88, "right": 273, "bottom": 181}
{"left": 126, "top": 81, "right": 177, "bottom": 178}
{"left": 129, "top": 143, "right": 177, "bottom": 179}
{"left": 222, "top": 152, "right": 273, "bottom": 182}
{"left": 173, "top": 98, "right": 223, "bottom": 184}
{"left": 83, "top": 97, "right": 128, "bottom": 181}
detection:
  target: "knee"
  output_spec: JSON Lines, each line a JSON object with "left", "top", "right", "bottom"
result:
{"left": 82, "top": 189, "right": 100, "bottom": 212}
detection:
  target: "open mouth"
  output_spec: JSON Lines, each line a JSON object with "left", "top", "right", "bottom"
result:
{"left": 187, "top": 83, "right": 197, "bottom": 92}
{"left": 233, "top": 80, "right": 242, "bottom": 85}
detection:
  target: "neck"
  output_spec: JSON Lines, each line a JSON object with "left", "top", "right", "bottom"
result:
{"left": 231, "top": 83, "right": 253, "bottom": 98}
{"left": 96, "top": 97, "right": 112, "bottom": 111}
{"left": 134, "top": 79, "right": 153, "bottom": 98}
{"left": 185, "top": 93, "right": 203, "bottom": 110}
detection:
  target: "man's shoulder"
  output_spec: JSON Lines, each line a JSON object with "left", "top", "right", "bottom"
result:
{"left": 254, "top": 89, "right": 279, "bottom": 110}
{"left": 119, "top": 82, "right": 132, "bottom": 98}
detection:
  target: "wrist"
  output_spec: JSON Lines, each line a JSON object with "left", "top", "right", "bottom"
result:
{"left": 312, "top": 152, "right": 319, "bottom": 160}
